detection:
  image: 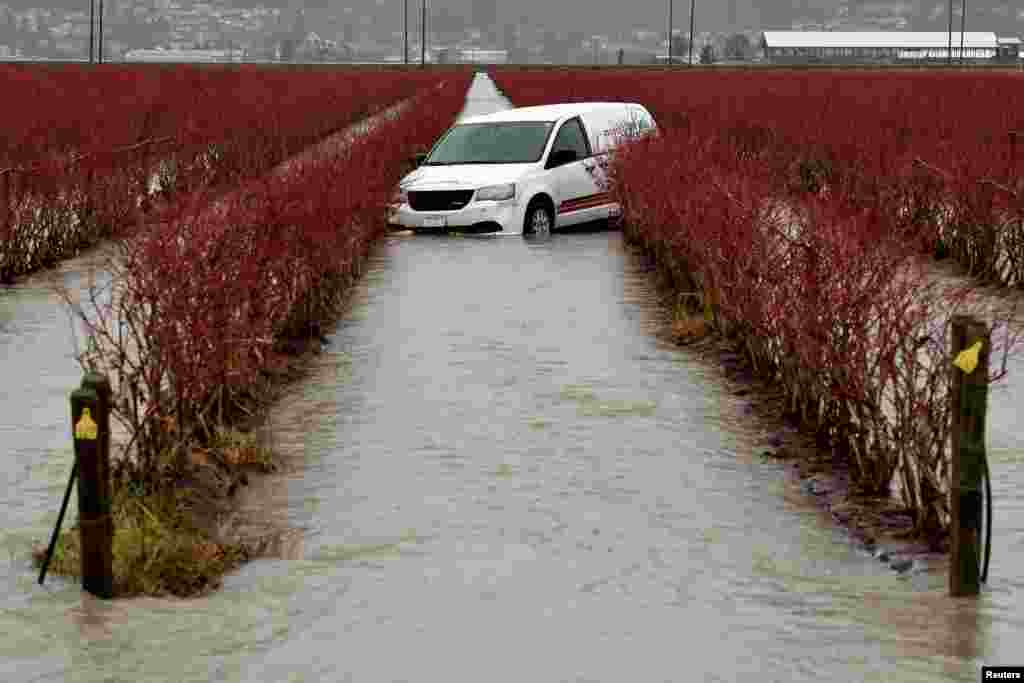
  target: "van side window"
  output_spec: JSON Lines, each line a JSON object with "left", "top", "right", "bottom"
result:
{"left": 550, "top": 118, "right": 591, "bottom": 160}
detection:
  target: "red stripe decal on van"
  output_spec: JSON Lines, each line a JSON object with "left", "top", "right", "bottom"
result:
{"left": 557, "top": 192, "right": 613, "bottom": 214}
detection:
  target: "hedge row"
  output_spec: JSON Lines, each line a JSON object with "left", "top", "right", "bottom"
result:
{"left": 65, "top": 72, "right": 473, "bottom": 489}
{"left": 491, "top": 68, "right": 1024, "bottom": 287}
{"left": 1, "top": 65, "right": 452, "bottom": 282}
{"left": 492, "top": 69, "right": 1023, "bottom": 541}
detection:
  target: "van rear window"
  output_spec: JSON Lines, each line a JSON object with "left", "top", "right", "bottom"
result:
{"left": 425, "top": 122, "right": 555, "bottom": 165}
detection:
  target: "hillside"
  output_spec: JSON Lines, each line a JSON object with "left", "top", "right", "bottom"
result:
{"left": 4, "top": 1, "right": 1017, "bottom": 41}
{"left": 302, "top": 0, "right": 1024, "bottom": 38}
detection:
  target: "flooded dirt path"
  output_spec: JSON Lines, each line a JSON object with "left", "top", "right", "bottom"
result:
{"left": 0, "top": 73, "right": 1022, "bottom": 683}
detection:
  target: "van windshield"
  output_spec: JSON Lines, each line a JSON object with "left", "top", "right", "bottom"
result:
{"left": 424, "top": 122, "right": 555, "bottom": 165}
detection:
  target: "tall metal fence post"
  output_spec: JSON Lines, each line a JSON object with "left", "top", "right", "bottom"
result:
{"left": 72, "top": 372, "right": 114, "bottom": 599}
{"left": 949, "top": 315, "right": 989, "bottom": 597}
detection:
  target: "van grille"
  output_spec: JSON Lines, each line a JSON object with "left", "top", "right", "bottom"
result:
{"left": 408, "top": 190, "right": 475, "bottom": 212}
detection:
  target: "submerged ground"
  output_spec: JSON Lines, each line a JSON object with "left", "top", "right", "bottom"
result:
{"left": 1, "top": 73, "right": 1023, "bottom": 682}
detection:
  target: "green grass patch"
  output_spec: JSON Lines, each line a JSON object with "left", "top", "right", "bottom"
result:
{"left": 32, "top": 428, "right": 279, "bottom": 598}
{"left": 313, "top": 542, "right": 402, "bottom": 562}
{"left": 577, "top": 399, "right": 657, "bottom": 418}
{"left": 32, "top": 484, "right": 251, "bottom": 598}
{"left": 312, "top": 529, "right": 419, "bottom": 562}
{"left": 559, "top": 384, "right": 597, "bottom": 402}
{"left": 558, "top": 383, "right": 656, "bottom": 417}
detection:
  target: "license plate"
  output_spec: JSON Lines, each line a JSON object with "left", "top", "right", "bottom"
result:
{"left": 423, "top": 215, "right": 447, "bottom": 228}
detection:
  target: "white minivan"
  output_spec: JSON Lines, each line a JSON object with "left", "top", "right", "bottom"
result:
{"left": 387, "top": 102, "right": 658, "bottom": 235}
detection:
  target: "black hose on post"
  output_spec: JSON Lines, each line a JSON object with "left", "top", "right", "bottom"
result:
{"left": 982, "top": 451, "right": 992, "bottom": 583}
{"left": 38, "top": 459, "right": 78, "bottom": 586}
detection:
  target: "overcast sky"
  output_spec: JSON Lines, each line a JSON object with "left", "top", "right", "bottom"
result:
{"left": 315, "top": 0, "right": 1021, "bottom": 38}
{"left": 338, "top": 0, "right": 765, "bottom": 35}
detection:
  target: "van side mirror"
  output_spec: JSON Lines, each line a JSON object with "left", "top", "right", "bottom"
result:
{"left": 547, "top": 149, "right": 578, "bottom": 168}
{"left": 411, "top": 152, "right": 428, "bottom": 167}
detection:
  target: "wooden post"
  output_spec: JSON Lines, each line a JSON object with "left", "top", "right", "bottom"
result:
{"left": 949, "top": 315, "right": 989, "bottom": 597}
{"left": 71, "top": 373, "right": 113, "bottom": 599}
{"left": 81, "top": 372, "right": 113, "bottom": 548}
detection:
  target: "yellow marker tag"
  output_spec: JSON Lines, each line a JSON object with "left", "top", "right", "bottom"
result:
{"left": 75, "top": 407, "right": 98, "bottom": 441}
{"left": 953, "top": 340, "right": 983, "bottom": 375}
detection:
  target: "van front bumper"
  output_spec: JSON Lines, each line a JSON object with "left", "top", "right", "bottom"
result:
{"left": 387, "top": 200, "right": 522, "bottom": 234}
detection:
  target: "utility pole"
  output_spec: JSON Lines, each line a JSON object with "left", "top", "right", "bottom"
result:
{"left": 404, "top": 0, "right": 409, "bottom": 64}
{"left": 947, "top": 0, "right": 953, "bottom": 65}
{"left": 97, "top": 0, "right": 104, "bottom": 64}
{"left": 688, "top": 0, "right": 695, "bottom": 65}
{"left": 667, "top": 0, "right": 673, "bottom": 63}
{"left": 959, "top": 0, "right": 966, "bottom": 65}
{"left": 89, "top": 0, "right": 94, "bottom": 63}
{"left": 420, "top": 0, "right": 426, "bottom": 66}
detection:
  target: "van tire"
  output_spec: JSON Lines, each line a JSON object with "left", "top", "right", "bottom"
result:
{"left": 523, "top": 199, "right": 554, "bottom": 236}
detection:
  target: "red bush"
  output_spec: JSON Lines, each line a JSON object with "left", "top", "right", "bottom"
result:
{"left": 491, "top": 68, "right": 1024, "bottom": 283}
{"left": 1, "top": 65, "right": 452, "bottom": 281}
{"left": 493, "top": 68, "right": 1023, "bottom": 536}
{"left": 67, "top": 74, "right": 472, "bottom": 480}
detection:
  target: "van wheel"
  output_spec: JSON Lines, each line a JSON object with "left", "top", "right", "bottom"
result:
{"left": 523, "top": 200, "right": 553, "bottom": 236}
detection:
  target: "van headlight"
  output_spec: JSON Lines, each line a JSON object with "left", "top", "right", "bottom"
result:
{"left": 475, "top": 183, "right": 516, "bottom": 201}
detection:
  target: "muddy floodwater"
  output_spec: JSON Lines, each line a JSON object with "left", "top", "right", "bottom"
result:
{"left": 2, "top": 73, "right": 1024, "bottom": 683}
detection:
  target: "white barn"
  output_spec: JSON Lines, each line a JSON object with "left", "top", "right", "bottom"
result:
{"left": 760, "top": 32, "right": 1019, "bottom": 64}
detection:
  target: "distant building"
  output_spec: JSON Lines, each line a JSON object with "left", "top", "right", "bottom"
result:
{"left": 760, "top": 32, "right": 1021, "bottom": 64}
{"left": 431, "top": 46, "right": 507, "bottom": 64}
{"left": 458, "top": 47, "right": 507, "bottom": 63}
{"left": 997, "top": 37, "right": 1022, "bottom": 62}
{"left": 124, "top": 47, "right": 242, "bottom": 62}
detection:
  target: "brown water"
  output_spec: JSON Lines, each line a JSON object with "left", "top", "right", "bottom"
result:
{"left": 1, "top": 73, "right": 1023, "bottom": 683}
